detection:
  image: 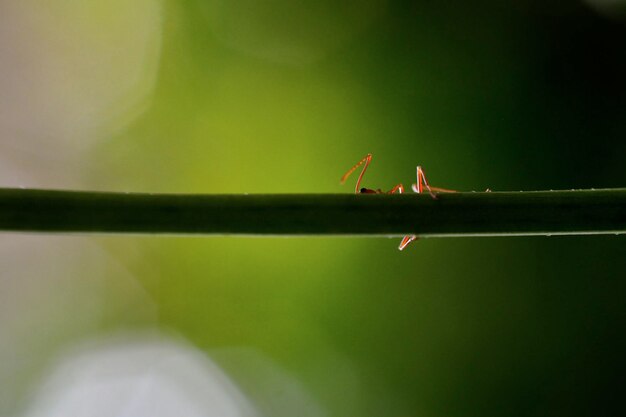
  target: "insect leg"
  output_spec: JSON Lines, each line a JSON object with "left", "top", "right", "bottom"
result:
{"left": 386, "top": 184, "right": 419, "bottom": 249}
{"left": 387, "top": 184, "right": 405, "bottom": 194}
{"left": 411, "top": 166, "right": 457, "bottom": 198}
{"left": 398, "top": 235, "right": 418, "bottom": 251}
{"left": 411, "top": 166, "right": 437, "bottom": 199}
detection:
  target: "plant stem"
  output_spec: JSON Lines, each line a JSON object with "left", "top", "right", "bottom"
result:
{"left": 0, "top": 188, "right": 624, "bottom": 237}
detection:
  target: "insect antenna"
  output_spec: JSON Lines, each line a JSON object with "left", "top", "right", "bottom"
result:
{"left": 340, "top": 154, "right": 372, "bottom": 194}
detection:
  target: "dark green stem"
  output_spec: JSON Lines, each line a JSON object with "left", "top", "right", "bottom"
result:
{"left": 0, "top": 188, "right": 624, "bottom": 237}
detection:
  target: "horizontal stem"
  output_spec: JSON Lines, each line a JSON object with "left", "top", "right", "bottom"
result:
{"left": 0, "top": 188, "right": 625, "bottom": 237}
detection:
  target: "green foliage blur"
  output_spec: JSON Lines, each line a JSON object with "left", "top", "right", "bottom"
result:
{"left": 3, "top": 1, "right": 625, "bottom": 416}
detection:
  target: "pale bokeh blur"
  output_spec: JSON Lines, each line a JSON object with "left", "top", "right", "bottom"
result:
{"left": 21, "top": 335, "right": 259, "bottom": 417}
{"left": 0, "top": 0, "right": 161, "bottom": 187}
{"left": 0, "top": 236, "right": 156, "bottom": 415}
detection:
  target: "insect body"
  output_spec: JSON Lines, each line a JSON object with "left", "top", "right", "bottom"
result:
{"left": 340, "top": 154, "right": 455, "bottom": 250}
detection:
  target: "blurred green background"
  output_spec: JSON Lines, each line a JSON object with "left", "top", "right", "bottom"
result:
{"left": 1, "top": 1, "right": 625, "bottom": 416}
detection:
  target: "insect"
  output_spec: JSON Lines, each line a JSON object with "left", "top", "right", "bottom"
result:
{"left": 340, "top": 153, "right": 455, "bottom": 250}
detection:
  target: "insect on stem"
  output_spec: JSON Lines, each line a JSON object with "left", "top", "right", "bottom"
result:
{"left": 341, "top": 154, "right": 456, "bottom": 250}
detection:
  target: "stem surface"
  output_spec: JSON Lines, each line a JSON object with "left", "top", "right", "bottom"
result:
{"left": 0, "top": 188, "right": 625, "bottom": 237}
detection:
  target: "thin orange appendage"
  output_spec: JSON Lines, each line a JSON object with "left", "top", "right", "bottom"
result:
{"left": 387, "top": 184, "right": 418, "bottom": 249}
{"left": 398, "top": 235, "right": 418, "bottom": 251}
{"left": 402, "top": 165, "right": 458, "bottom": 250}
{"left": 340, "top": 153, "right": 372, "bottom": 194}
{"left": 429, "top": 186, "right": 457, "bottom": 193}
{"left": 387, "top": 184, "right": 405, "bottom": 194}
{"left": 412, "top": 166, "right": 456, "bottom": 198}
